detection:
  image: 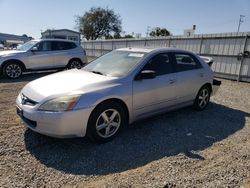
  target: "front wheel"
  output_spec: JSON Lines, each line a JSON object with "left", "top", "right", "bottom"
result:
{"left": 87, "top": 101, "right": 126, "bottom": 143}
{"left": 193, "top": 85, "right": 211, "bottom": 111}
{"left": 3, "top": 62, "right": 23, "bottom": 79}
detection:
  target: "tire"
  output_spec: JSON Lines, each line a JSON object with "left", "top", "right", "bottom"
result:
{"left": 67, "top": 59, "right": 83, "bottom": 69}
{"left": 3, "top": 62, "right": 23, "bottom": 79}
{"left": 193, "top": 85, "right": 211, "bottom": 111}
{"left": 87, "top": 101, "right": 126, "bottom": 143}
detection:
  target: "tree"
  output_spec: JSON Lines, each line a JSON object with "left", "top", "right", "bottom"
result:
{"left": 22, "top": 34, "right": 34, "bottom": 40}
{"left": 149, "top": 27, "right": 170, "bottom": 37}
{"left": 75, "top": 7, "right": 122, "bottom": 40}
{"left": 123, "top": 34, "right": 134, "bottom": 39}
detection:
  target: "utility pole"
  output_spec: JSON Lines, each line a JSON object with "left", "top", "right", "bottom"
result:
{"left": 237, "top": 15, "right": 245, "bottom": 32}
{"left": 146, "top": 26, "right": 151, "bottom": 37}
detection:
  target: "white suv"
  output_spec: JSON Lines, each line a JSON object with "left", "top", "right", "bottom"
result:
{"left": 0, "top": 39, "right": 87, "bottom": 78}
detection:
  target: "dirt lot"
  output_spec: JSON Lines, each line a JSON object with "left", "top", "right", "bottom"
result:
{"left": 0, "top": 72, "right": 250, "bottom": 188}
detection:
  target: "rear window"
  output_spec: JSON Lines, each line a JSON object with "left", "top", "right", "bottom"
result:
{"left": 52, "top": 41, "right": 77, "bottom": 51}
{"left": 174, "top": 53, "right": 202, "bottom": 71}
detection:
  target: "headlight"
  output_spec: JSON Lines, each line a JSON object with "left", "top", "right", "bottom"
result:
{"left": 38, "top": 95, "right": 81, "bottom": 112}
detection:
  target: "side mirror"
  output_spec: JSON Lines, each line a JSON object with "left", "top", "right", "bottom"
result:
{"left": 31, "top": 46, "right": 38, "bottom": 52}
{"left": 135, "top": 70, "right": 156, "bottom": 80}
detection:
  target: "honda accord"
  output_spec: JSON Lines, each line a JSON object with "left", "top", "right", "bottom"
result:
{"left": 16, "top": 48, "right": 221, "bottom": 142}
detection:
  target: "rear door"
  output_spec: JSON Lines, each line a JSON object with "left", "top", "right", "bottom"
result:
{"left": 52, "top": 41, "right": 75, "bottom": 67}
{"left": 172, "top": 52, "right": 206, "bottom": 103}
{"left": 132, "top": 53, "right": 177, "bottom": 118}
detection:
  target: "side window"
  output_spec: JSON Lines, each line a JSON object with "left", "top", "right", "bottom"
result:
{"left": 70, "top": 42, "right": 77, "bottom": 49}
{"left": 35, "top": 41, "right": 51, "bottom": 51}
{"left": 143, "top": 53, "right": 173, "bottom": 76}
{"left": 174, "top": 53, "right": 202, "bottom": 71}
{"left": 52, "top": 41, "right": 74, "bottom": 51}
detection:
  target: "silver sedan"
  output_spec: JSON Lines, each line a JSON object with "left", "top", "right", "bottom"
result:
{"left": 16, "top": 48, "right": 221, "bottom": 142}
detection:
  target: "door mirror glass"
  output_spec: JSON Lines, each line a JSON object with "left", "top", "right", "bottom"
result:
{"left": 135, "top": 70, "right": 156, "bottom": 80}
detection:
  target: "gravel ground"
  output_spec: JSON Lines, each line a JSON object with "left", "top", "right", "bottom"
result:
{"left": 0, "top": 72, "right": 250, "bottom": 188}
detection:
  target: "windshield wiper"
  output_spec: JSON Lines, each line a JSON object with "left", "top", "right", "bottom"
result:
{"left": 91, "top": 70, "right": 105, "bottom": 75}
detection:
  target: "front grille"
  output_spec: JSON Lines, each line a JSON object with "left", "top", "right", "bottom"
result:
{"left": 21, "top": 94, "right": 38, "bottom": 106}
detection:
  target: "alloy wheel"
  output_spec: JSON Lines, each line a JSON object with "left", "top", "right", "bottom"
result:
{"left": 70, "top": 61, "right": 82, "bottom": 69}
{"left": 198, "top": 88, "right": 209, "bottom": 108}
{"left": 95, "top": 109, "right": 121, "bottom": 138}
{"left": 5, "top": 64, "right": 22, "bottom": 78}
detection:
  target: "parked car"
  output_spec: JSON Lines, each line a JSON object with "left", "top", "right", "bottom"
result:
{"left": 0, "top": 44, "right": 4, "bottom": 50}
{"left": 16, "top": 47, "right": 221, "bottom": 142}
{"left": 0, "top": 39, "right": 87, "bottom": 79}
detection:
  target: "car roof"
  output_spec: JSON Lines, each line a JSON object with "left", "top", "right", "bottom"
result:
{"left": 116, "top": 47, "right": 195, "bottom": 54}
{"left": 31, "top": 39, "right": 77, "bottom": 43}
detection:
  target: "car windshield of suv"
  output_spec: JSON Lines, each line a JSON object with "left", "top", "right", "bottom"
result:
{"left": 83, "top": 50, "right": 146, "bottom": 77}
{"left": 17, "top": 41, "right": 38, "bottom": 51}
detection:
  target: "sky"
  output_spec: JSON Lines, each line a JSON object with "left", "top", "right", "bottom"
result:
{"left": 0, "top": 0, "right": 250, "bottom": 39}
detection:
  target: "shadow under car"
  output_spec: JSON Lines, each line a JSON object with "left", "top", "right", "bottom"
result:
{"left": 24, "top": 102, "right": 249, "bottom": 175}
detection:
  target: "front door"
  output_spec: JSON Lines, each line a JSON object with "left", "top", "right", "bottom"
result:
{"left": 27, "top": 41, "right": 54, "bottom": 70}
{"left": 133, "top": 53, "right": 177, "bottom": 118}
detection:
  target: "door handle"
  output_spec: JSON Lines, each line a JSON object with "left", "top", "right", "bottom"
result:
{"left": 169, "top": 79, "right": 176, "bottom": 84}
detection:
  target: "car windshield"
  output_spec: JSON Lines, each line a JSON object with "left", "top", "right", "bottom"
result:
{"left": 17, "top": 41, "right": 38, "bottom": 51}
{"left": 83, "top": 50, "right": 146, "bottom": 77}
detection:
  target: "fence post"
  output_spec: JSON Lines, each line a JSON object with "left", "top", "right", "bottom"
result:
{"left": 237, "top": 34, "right": 249, "bottom": 82}
{"left": 165, "top": 37, "right": 169, "bottom": 47}
{"left": 100, "top": 40, "right": 103, "bottom": 55}
{"left": 92, "top": 41, "right": 94, "bottom": 57}
{"left": 111, "top": 40, "right": 114, "bottom": 50}
{"left": 199, "top": 35, "right": 204, "bottom": 55}
{"left": 126, "top": 39, "right": 128, "bottom": 47}
{"left": 144, "top": 38, "right": 147, "bottom": 46}
{"left": 168, "top": 36, "right": 171, "bottom": 47}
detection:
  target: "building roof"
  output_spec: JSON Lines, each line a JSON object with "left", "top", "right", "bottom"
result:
{"left": 41, "top": 29, "right": 80, "bottom": 35}
{"left": 0, "top": 33, "right": 28, "bottom": 40}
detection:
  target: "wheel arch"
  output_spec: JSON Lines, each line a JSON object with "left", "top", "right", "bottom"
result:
{"left": 88, "top": 98, "right": 130, "bottom": 126}
{"left": 202, "top": 82, "right": 212, "bottom": 93}
{"left": 1, "top": 59, "right": 26, "bottom": 72}
{"left": 194, "top": 83, "right": 212, "bottom": 101}
{"left": 193, "top": 82, "right": 212, "bottom": 110}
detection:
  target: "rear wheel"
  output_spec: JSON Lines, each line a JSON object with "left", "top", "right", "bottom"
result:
{"left": 193, "top": 85, "right": 211, "bottom": 110}
{"left": 3, "top": 62, "right": 23, "bottom": 79}
{"left": 68, "top": 59, "right": 83, "bottom": 69}
{"left": 87, "top": 101, "right": 126, "bottom": 143}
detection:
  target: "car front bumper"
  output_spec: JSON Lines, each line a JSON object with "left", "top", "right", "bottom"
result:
{"left": 16, "top": 98, "right": 93, "bottom": 138}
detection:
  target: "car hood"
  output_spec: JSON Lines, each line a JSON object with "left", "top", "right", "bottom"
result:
{"left": 21, "top": 69, "right": 118, "bottom": 102}
{"left": 0, "top": 50, "right": 25, "bottom": 57}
